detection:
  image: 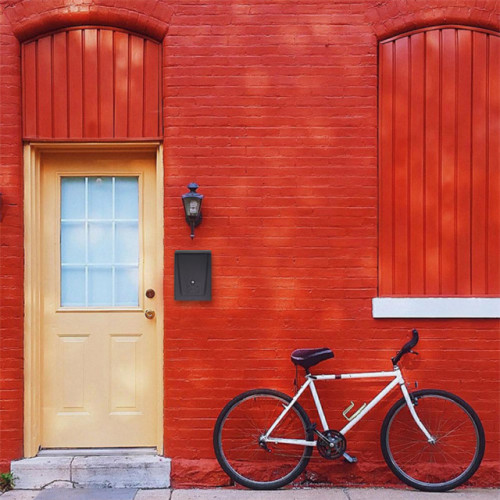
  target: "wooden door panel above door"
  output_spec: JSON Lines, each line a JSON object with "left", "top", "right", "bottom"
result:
{"left": 22, "top": 28, "right": 161, "bottom": 141}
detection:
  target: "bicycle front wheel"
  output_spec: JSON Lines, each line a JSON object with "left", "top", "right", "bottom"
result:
{"left": 381, "top": 389, "right": 485, "bottom": 492}
{"left": 213, "top": 389, "right": 313, "bottom": 489}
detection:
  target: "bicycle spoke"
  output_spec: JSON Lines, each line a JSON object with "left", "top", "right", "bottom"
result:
{"left": 435, "top": 420, "right": 469, "bottom": 440}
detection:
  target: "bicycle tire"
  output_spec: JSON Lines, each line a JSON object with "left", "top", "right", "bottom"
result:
{"left": 213, "top": 388, "right": 313, "bottom": 489}
{"left": 381, "top": 389, "right": 485, "bottom": 492}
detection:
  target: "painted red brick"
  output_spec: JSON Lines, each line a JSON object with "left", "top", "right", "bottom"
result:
{"left": 0, "top": 0, "right": 499, "bottom": 489}
{"left": 0, "top": 7, "right": 24, "bottom": 473}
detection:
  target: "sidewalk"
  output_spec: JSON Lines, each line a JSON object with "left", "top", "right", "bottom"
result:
{"left": 0, "top": 488, "right": 498, "bottom": 500}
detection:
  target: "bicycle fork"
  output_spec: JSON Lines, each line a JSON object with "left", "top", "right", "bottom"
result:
{"left": 399, "top": 380, "right": 436, "bottom": 444}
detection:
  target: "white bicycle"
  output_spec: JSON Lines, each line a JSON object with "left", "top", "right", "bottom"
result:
{"left": 213, "top": 330, "right": 485, "bottom": 492}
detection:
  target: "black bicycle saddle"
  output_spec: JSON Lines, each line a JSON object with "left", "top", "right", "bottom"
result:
{"left": 291, "top": 348, "right": 334, "bottom": 369}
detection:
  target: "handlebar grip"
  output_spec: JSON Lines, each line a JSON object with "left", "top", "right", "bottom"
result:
{"left": 404, "top": 329, "right": 419, "bottom": 350}
{"left": 392, "top": 329, "right": 419, "bottom": 365}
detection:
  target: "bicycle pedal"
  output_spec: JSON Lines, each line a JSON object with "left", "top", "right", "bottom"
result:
{"left": 343, "top": 452, "right": 357, "bottom": 463}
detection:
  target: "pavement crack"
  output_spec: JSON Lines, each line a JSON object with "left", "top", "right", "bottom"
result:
{"left": 41, "top": 479, "right": 74, "bottom": 489}
{"left": 69, "top": 456, "right": 76, "bottom": 486}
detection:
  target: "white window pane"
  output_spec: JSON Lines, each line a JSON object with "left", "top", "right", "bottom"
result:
{"left": 61, "top": 267, "right": 86, "bottom": 307}
{"left": 61, "top": 178, "right": 85, "bottom": 219}
{"left": 88, "top": 267, "right": 113, "bottom": 306}
{"left": 88, "top": 177, "right": 113, "bottom": 219}
{"left": 115, "top": 178, "right": 139, "bottom": 220}
{"left": 61, "top": 222, "right": 85, "bottom": 264}
{"left": 115, "top": 267, "right": 139, "bottom": 306}
{"left": 115, "top": 222, "right": 139, "bottom": 264}
{"left": 60, "top": 175, "right": 141, "bottom": 308}
{"left": 88, "top": 222, "right": 113, "bottom": 264}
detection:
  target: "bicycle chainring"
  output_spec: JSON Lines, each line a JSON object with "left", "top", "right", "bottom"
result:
{"left": 316, "top": 430, "right": 346, "bottom": 460}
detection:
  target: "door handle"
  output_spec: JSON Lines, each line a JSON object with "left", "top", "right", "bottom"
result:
{"left": 145, "top": 309, "right": 156, "bottom": 320}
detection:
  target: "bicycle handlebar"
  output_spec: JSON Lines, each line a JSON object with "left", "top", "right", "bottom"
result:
{"left": 392, "top": 329, "right": 419, "bottom": 366}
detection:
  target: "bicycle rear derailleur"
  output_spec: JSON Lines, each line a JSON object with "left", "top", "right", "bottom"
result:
{"left": 314, "top": 429, "right": 346, "bottom": 460}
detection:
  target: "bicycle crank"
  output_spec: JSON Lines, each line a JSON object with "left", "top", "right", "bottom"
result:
{"left": 315, "top": 429, "right": 346, "bottom": 460}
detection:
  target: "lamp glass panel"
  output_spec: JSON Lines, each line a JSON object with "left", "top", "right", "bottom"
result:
{"left": 183, "top": 197, "right": 200, "bottom": 217}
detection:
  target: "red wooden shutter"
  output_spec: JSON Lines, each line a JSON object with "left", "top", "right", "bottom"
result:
{"left": 22, "top": 27, "right": 161, "bottom": 140}
{"left": 379, "top": 26, "right": 499, "bottom": 297}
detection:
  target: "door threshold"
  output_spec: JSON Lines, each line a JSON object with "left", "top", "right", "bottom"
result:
{"left": 38, "top": 447, "right": 157, "bottom": 457}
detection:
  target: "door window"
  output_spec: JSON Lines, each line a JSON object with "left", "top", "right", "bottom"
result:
{"left": 60, "top": 176, "right": 139, "bottom": 307}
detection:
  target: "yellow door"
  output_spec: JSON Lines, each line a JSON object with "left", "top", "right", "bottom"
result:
{"left": 40, "top": 150, "right": 160, "bottom": 448}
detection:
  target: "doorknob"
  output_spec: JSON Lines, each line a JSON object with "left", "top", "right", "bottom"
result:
{"left": 145, "top": 309, "right": 156, "bottom": 320}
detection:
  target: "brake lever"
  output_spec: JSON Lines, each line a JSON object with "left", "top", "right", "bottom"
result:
{"left": 410, "top": 350, "right": 419, "bottom": 356}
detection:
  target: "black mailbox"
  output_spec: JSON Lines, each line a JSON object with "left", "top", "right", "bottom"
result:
{"left": 174, "top": 251, "right": 212, "bottom": 301}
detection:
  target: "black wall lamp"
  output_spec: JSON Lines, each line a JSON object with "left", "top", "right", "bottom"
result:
{"left": 182, "top": 183, "right": 204, "bottom": 239}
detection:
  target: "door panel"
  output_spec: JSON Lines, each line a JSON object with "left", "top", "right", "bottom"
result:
{"left": 40, "top": 151, "right": 159, "bottom": 448}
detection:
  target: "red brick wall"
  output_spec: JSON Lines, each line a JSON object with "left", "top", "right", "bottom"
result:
{"left": 0, "top": 9, "right": 23, "bottom": 472}
{"left": 1, "top": 0, "right": 499, "bottom": 488}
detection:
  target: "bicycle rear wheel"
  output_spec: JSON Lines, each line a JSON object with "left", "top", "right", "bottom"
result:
{"left": 381, "top": 389, "right": 485, "bottom": 492}
{"left": 213, "top": 389, "right": 313, "bottom": 489}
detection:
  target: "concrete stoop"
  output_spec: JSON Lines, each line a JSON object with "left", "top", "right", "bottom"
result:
{"left": 11, "top": 455, "right": 171, "bottom": 489}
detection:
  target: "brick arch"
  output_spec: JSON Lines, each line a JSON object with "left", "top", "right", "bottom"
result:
{"left": 3, "top": 0, "right": 172, "bottom": 42}
{"left": 366, "top": 0, "right": 499, "bottom": 40}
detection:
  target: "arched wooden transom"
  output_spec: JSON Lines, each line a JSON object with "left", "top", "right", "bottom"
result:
{"left": 22, "top": 27, "right": 161, "bottom": 140}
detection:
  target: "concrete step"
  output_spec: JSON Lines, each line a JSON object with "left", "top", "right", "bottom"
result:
{"left": 11, "top": 454, "right": 171, "bottom": 489}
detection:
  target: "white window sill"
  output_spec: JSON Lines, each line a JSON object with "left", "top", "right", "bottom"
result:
{"left": 372, "top": 297, "right": 500, "bottom": 318}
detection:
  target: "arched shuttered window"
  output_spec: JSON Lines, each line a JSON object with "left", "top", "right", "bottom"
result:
{"left": 376, "top": 26, "right": 499, "bottom": 317}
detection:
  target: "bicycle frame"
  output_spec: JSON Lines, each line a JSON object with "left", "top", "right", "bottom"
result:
{"left": 263, "top": 367, "right": 435, "bottom": 447}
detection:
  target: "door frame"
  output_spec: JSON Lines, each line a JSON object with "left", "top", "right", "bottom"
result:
{"left": 23, "top": 142, "right": 164, "bottom": 457}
